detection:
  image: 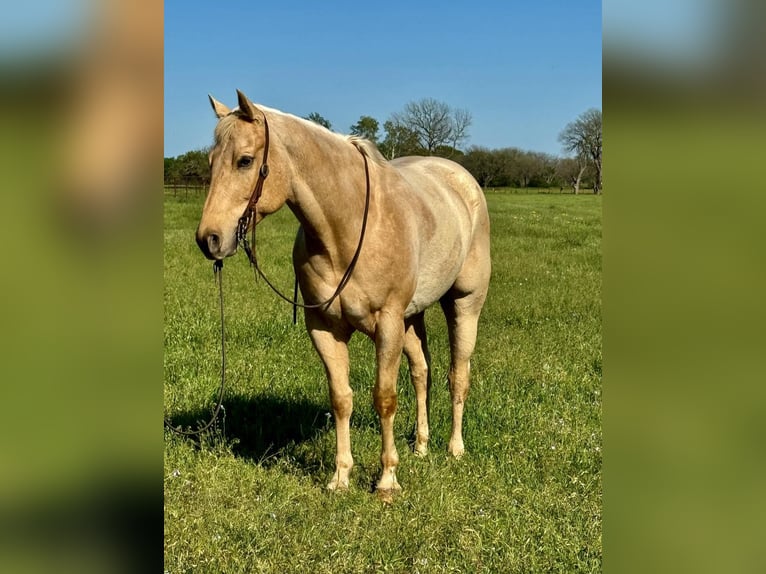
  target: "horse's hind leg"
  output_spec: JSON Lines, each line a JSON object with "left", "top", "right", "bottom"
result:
{"left": 440, "top": 290, "right": 486, "bottom": 458}
{"left": 305, "top": 309, "right": 354, "bottom": 490}
{"left": 403, "top": 312, "right": 431, "bottom": 456}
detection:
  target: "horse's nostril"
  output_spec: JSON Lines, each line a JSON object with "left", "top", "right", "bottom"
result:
{"left": 207, "top": 233, "right": 220, "bottom": 252}
{"left": 195, "top": 228, "right": 222, "bottom": 260}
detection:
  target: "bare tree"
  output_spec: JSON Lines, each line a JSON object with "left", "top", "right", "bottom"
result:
{"left": 401, "top": 99, "right": 451, "bottom": 153}
{"left": 559, "top": 108, "right": 602, "bottom": 193}
{"left": 449, "top": 107, "right": 473, "bottom": 155}
{"left": 556, "top": 156, "right": 590, "bottom": 194}
{"left": 396, "top": 98, "right": 472, "bottom": 155}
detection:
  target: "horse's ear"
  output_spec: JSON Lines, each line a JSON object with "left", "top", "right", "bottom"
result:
{"left": 208, "top": 95, "right": 231, "bottom": 119}
{"left": 236, "top": 89, "right": 260, "bottom": 123}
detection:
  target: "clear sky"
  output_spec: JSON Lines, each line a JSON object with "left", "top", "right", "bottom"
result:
{"left": 164, "top": 0, "right": 601, "bottom": 158}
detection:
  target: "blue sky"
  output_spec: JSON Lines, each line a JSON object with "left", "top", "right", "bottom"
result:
{"left": 165, "top": 1, "right": 601, "bottom": 158}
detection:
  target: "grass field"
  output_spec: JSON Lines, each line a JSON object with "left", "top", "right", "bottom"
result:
{"left": 164, "top": 188, "right": 602, "bottom": 573}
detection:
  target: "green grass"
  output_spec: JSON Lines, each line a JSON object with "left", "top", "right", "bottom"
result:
{"left": 164, "top": 190, "right": 602, "bottom": 573}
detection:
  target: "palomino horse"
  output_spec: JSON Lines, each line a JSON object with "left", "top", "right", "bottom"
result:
{"left": 196, "top": 90, "right": 491, "bottom": 496}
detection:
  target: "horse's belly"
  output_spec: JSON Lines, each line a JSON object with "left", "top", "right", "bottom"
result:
{"left": 404, "top": 235, "right": 467, "bottom": 317}
{"left": 405, "top": 282, "right": 451, "bottom": 317}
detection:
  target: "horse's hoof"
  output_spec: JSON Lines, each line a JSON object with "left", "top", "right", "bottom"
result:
{"left": 448, "top": 446, "right": 466, "bottom": 459}
{"left": 375, "top": 473, "right": 401, "bottom": 504}
{"left": 413, "top": 444, "right": 429, "bottom": 457}
{"left": 448, "top": 439, "right": 465, "bottom": 458}
{"left": 375, "top": 486, "right": 401, "bottom": 504}
{"left": 326, "top": 478, "right": 349, "bottom": 492}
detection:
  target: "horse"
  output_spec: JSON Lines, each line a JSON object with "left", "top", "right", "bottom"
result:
{"left": 196, "top": 90, "right": 491, "bottom": 497}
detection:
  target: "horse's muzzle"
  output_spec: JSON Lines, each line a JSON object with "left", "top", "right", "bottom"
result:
{"left": 195, "top": 227, "right": 234, "bottom": 260}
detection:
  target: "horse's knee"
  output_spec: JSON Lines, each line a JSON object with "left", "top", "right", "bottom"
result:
{"left": 374, "top": 391, "right": 397, "bottom": 418}
{"left": 330, "top": 390, "right": 353, "bottom": 419}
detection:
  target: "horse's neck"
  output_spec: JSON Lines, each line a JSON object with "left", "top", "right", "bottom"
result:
{"left": 275, "top": 115, "right": 368, "bottom": 253}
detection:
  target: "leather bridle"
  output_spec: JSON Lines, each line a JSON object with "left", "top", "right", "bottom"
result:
{"left": 236, "top": 113, "right": 372, "bottom": 312}
{"left": 235, "top": 113, "right": 271, "bottom": 246}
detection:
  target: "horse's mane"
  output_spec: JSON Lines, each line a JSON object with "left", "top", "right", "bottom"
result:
{"left": 264, "top": 106, "right": 387, "bottom": 165}
{"left": 215, "top": 105, "right": 387, "bottom": 165}
{"left": 347, "top": 135, "right": 386, "bottom": 164}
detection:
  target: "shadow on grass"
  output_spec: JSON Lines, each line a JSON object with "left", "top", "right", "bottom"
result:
{"left": 167, "top": 391, "right": 421, "bottom": 489}
{"left": 166, "top": 392, "right": 329, "bottom": 465}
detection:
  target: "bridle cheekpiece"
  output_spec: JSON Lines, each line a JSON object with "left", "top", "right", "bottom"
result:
{"left": 236, "top": 113, "right": 271, "bottom": 245}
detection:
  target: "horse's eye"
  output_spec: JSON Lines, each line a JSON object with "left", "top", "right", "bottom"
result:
{"left": 237, "top": 156, "right": 254, "bottom": 169}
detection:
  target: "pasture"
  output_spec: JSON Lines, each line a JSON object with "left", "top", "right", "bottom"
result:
{"left": 164, "top": 188, "right": 602, "bottom": 573}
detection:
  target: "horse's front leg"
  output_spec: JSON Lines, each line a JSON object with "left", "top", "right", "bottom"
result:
{"left": 305, "top": 310, "right": 354, "bottom": 491}
{"left": 373, "top": 309, "right": 406, "bottom": 498}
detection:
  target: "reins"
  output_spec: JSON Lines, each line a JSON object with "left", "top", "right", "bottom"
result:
{"left": 237, "top": 115, "right": 372, "bottom": 312}
{"left": 165, "top": 114, "right": 370, "bottom": 437}
{"left": 164, "top": 259, "right": 227, "bottom": 436}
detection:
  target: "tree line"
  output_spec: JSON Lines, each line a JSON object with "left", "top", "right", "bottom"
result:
{"left": 165, "top": 100, "right": 601, "bottom": 194}
{"left": 164, "top": 149, "right": 210, "bottom": 190}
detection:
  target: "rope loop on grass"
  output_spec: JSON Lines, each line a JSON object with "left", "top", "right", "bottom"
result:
{"left": 164, "top": 260, "right": 227, "bottom": 437}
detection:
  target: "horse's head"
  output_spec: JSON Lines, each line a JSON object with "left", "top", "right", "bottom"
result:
{"left": 196, "top": 90, "right": 284, "bottom": 260}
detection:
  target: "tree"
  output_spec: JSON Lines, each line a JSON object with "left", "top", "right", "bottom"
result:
{"left": 537, "top": 153, "right": 560, "bottom": 187}
{"left": 305, "top": 112, "right": 332, "bottom": 130}
{"left": 434, "top": 145, "right": 464, "bottom": 161}
{"left": 379, "top": 119, "right": 422, "bottom": 160}
{"left": 394, "top": 98, "right": 473, "bottom": 155}
{"left": 556, "top": 156, "right": 588, "bottom": 194}
{"left": 494, "top": 147, "right": 523, "bottom": 187}
{"left": 460, "top": 146, "right": 504, "bottom": 188}
{"left": 175, "top": 148, "right": 210, "bottom": 189}
{"left": 349, "top": 115, "right": 380, "bottom": 143}
{"left": 449, "top": 107, "right": 472, "bottom": 155}
{"left": 559, "top": 108, "right": 602, "bottom": 194}
{"left": 515, "top": 150, "right": 540, "bottom": 188}
{"left": 164, "top": 157, "right": 180, "bottom": 185}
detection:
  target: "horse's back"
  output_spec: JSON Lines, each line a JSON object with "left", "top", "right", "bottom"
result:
{"left": 391, "top": 156, "right": 486, "bottom": 221}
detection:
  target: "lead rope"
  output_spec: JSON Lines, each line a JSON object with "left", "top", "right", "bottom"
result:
{"left": 164, "top": 259, "right": 227, "bottom": 436}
